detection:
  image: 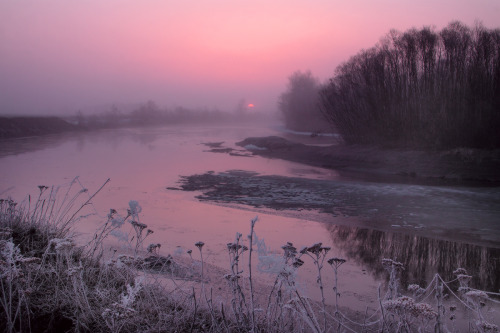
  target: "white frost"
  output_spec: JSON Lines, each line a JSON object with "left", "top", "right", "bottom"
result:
{"left": 244, "top": 144, "right": 267, "bottom": 151}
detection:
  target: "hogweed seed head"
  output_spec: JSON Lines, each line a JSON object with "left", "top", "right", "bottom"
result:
{"left": 382, "top": 258, "right": 404, "bottom": 271}
{"left": 457, "top": 274, "right": 472, "bottom": 284}
{"left": 306, "top": 242, "right": 323, "bottom": 255}
{"left": 453, "top": 268, "right": 468, "bottom": 276}
{"left": 408, "top": 284, "right": 425, "bottom": 296}
{"left": 282, "top": 242, "right": 297, "bottom": 258}
{"left": 147, "top": 243, "right": 161, "bottom": 254}
{"left": 131, "top": 220, "right": 147, "bottom": 230}
{"left": 38, "top": 185, "right": 48, "bottom": 193}
{"left": 383, "top": 296, "right": 437, "bottom": 320}
{"left": 328, "top": 257, "right": 346, "bottom": 268}
{"left": 293, "top": 258, "right": 304, "bottom": 268}
{"left": 465, "top": 290, "right": 489, "bottom": 301}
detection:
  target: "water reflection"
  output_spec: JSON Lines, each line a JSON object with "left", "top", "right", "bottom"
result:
{"left": 0, "top": 133, "right": 72, "bottom": 158}
{"left": 0, "top": 127, "right": 162, "bottom": 158}
{"left": 325, "top": 224, "right": 500, "bottom": 292}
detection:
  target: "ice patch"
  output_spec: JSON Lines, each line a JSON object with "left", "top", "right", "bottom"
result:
{"left": 244, "top": 144, "right": 267, "bottom": 151}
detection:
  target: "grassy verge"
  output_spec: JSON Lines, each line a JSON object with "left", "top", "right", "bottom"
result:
{"left": 1, "top": 181, "right": 498, "bottom": 332}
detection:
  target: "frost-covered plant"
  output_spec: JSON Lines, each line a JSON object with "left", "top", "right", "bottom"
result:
{"left": 303, "top": 242, "right": 331, "bottom": 332}
{"left": 383, "top": 295, "right": 437, "bottom": 331}
{"left": 0, "top": 240, "right": 31, "bottom": 333}
{"left": 327, "top": 256, "right": 346, "bottom": 328}
{"left": 382, "top": 258, "right": 405, "bottom": 300}
{"left": 127, "top": 200, "right": 142, "bottom": 221}
{"left": 147, "top": 243, "right": 161, "bottom": 255}
{"left": 102, "top": 277, "right": 143, "bottom": 332}
{"left": 129, "top": 206, "right": 153, "bottom": 257}
{"left": 408, "top": 283, "right": 426, "bottom": 298}
{"left": 225, "top": 233, "right": 249, "bottom": 328}
{"left": 86, "top": 207, "right": 131, "bottom": 259}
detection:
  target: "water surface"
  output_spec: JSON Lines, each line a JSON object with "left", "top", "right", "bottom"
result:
{"left": 1, "top": 124, "right": 498, "bottom": 312}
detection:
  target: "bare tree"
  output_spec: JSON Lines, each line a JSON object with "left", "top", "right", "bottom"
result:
{"left": 320, "top": 21, "right": 500, "bottom": 149}
{"left": 279, "top": 70, "right": 330, "bottom": 132}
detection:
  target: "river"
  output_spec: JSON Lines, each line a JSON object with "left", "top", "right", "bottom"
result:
{"left": 0, "top": 124, "right": 499, "bottom": 315}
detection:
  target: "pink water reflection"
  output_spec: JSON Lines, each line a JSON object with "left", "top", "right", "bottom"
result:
{"left": 0, "top": 125, "right": 376, "bottom": 310}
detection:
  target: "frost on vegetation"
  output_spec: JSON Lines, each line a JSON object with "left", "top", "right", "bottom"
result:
{"left": 128, "top": 200, "right": 142, "bottom": 221}
{"left": 408, "top": 283, "right": 426, "bottom": 297}
{"left": 453, "top": 267, "right": 468, "bottom": 275}
{"left": 254, "top": 233, "right": 285, "bottom": 274}
{"left": 117, "top": 255, "right": 137, "bottom": 266}
{"left": 382, "top": 258, "right": 405, "bottom": 271}
{"left": 67, "top": 263, "right": 83, "bottom": 277}
{"left": 465, "top": 290, "right": 489, "bottom": 301}
{"left": 383, "top": 296, "right": 437, "bottom": 320}
{"left": 48, "top": 238, "right": 75, "bottom": 253}
{"left": 147, "top": 243, "right": 161, "bottom": 255}
{"left": 111, "top": 216, "right": 126, "bottom": 227}
{"left": 476, "top": 320, "right": 499, "bottom": 333}
{"left": 0, "top": 240, "right": 23, "bottom": 280}
{"left": 0, "top": 227, "right": 12, "bottom": 238}
{"left": 110, "top": 229, "right": 129, "bottom": 242}
{"left": 102, "top": 278, "right": 143, "bottom": 328}
{"left": 121, "top": 277, "right": 143, "bottom": 307}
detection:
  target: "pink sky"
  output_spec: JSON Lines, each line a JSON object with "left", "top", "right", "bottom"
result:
{"left": 0, "top": 0, "right": 499, "bottom": 115}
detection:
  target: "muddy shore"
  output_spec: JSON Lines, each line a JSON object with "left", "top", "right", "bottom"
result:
{"left": 169, "top": 135, "right": 500, "bottom": 248}
{"left": 236, "top": 136, "right": 500, "bottom": 186}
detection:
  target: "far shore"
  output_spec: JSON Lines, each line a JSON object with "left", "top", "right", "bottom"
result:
{"left": 0, "top": 116, "right": 78, "bottom": 139}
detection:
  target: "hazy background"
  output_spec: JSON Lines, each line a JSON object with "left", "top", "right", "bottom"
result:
{"left": 1, "top": 0, "right": 499, "bottom": 115}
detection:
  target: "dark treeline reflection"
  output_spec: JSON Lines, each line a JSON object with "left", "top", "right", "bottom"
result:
{"left": 325, "top": 224, "right": 500, "bottom": 292}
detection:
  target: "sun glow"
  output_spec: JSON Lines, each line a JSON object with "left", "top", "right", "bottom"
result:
{"left": 248, "top": 103, "right": 255, "bottom": 108}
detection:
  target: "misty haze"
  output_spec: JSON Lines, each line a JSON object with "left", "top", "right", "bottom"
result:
{"left": 1, "top": 1, "right": 500, "bottom": 332}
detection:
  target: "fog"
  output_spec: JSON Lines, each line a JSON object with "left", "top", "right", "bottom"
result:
{"left": 1, "top": 1, "right": 498, "bottom": 116}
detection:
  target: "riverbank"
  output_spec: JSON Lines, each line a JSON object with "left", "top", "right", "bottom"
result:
{"left": 2, "top": 191, "right": 498, "bottom": 332}
{"left": 0, "top": 116, "right": 78, "bottom": 139}
{"left": 236, "top": 136, "right": 500, "bottom": 186}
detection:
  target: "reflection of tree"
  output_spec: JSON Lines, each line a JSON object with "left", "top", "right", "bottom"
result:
{"left": 326, "top": 224, "right": 500, "bottom": 292}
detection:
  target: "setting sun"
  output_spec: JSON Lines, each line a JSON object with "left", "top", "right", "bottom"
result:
{"left": 248, "top": 103, "right": 255, "bottom": 108}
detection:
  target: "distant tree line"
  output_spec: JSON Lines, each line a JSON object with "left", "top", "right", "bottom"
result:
{"left": 73, "top": 100, "right": 267, "bottom": 129}
{"left": 319, "top": 21, "right": 500, "bottom": 149}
